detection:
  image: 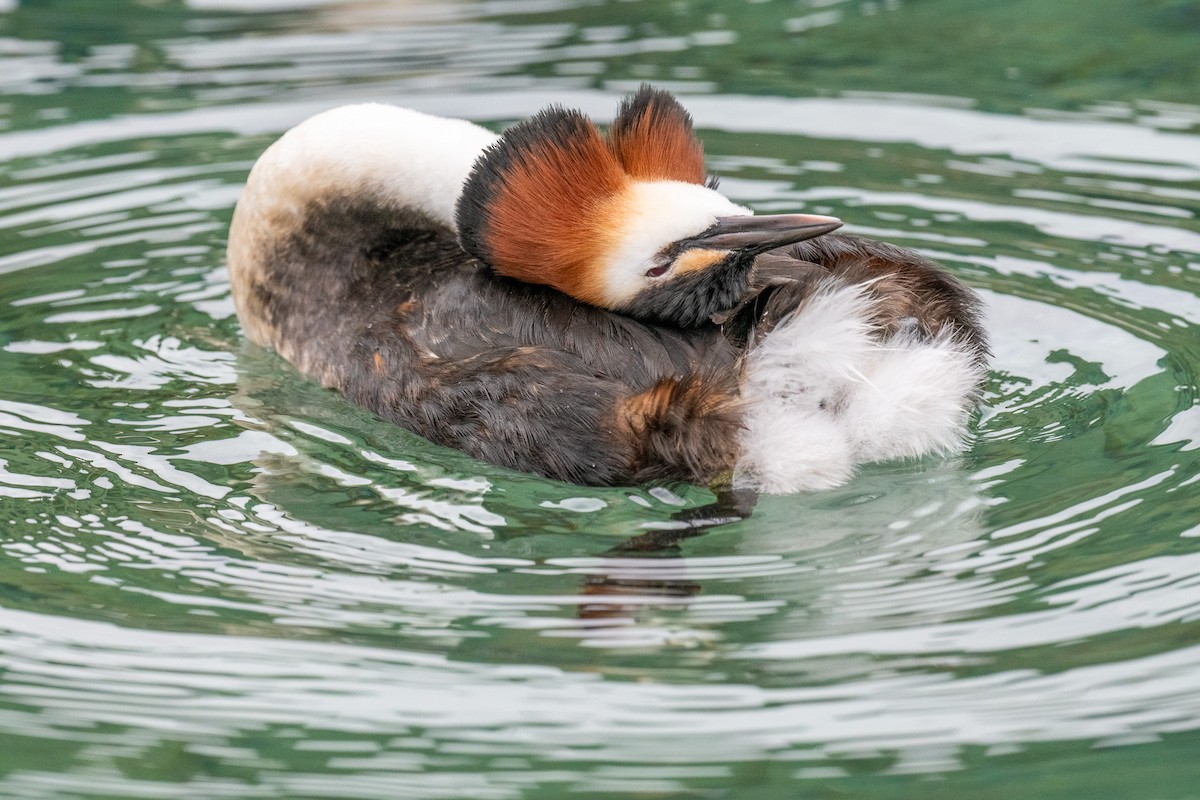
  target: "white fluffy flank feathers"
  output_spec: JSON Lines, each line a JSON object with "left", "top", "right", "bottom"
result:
{"left": 734, "top": 279, "right": 984, "bottom": 494}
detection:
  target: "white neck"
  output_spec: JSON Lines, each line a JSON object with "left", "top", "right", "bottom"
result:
{"left": 240, "top": 103, "right": 499, "bottom": 229}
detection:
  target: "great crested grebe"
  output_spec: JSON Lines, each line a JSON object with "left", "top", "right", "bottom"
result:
{"left": 227, "top": 86, "right": 987, "bottom": 493}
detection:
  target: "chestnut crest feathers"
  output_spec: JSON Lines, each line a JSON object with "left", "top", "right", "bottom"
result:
{"left": 456, "top": 87, "right": 718, "bottom": 310}
{"left": 607, "top": 87, "right": 708, "bottom": 185}
{"left": 456, "top": 86, "right": 842, "bottom": 327}
{"left": 456, "top": 105, "right": 628, "bottom": 307}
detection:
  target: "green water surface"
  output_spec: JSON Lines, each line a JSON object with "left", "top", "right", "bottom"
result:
{"left": 1, "top": 1, "right": 1199, "bottom": 798}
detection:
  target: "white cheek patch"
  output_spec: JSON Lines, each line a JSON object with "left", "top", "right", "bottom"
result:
{"left": 734, "top": 279, "right": 984, "bottom": 494}
{"left": 598, "top": 180, "right": 750, "bottom": 306}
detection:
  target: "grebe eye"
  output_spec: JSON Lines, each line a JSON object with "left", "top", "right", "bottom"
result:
{"left": 645, "top": 263, "right": 671, "bottom": 279}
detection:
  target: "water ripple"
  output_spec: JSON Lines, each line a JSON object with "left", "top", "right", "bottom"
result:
{"left": 1, "top": 1, "right": 1198, "bottom": 796}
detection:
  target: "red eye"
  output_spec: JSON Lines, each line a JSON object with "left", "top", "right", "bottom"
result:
{"left": 645, "top": 263, "right": 670, "bottom": 278}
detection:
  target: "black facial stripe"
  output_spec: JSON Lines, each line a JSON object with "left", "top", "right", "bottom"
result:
{"left": 671, "top": 217, "right": 732, "bottom": 253}
{"left": 617, "top": 258, "right": 754, "bottom": 328}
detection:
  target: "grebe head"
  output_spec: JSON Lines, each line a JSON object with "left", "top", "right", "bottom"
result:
{"left": 456, "top": 86, "right": 842, "bottom": 327}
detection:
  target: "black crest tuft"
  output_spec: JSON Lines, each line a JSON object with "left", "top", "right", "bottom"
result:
{"left": 607, "top": 83, "right": 707, "bottom": 185}
{"left": 610, "top": 85, "right": 695, "bottom": 139}
{"left": 456, "top": 106, "right": 609, "bottom": 265}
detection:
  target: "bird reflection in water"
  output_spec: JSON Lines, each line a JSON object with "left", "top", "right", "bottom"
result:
{"left": 578, "top": 489, "right": 758, "bottom": 623}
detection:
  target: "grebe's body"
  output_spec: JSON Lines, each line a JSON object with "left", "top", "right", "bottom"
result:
{"left": 228, "top": 92, "right": 986, "bottom": 492}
